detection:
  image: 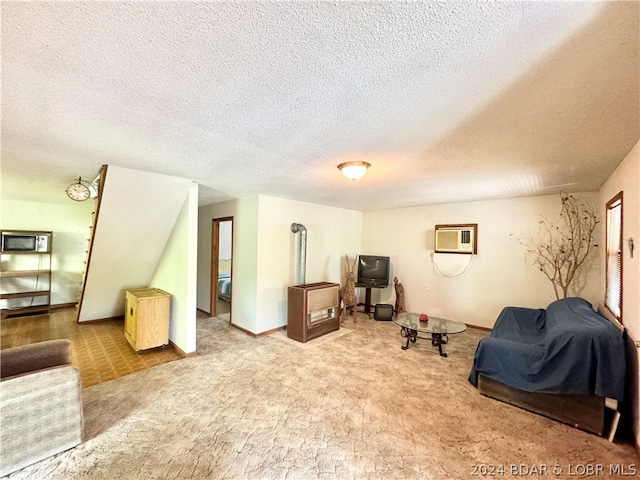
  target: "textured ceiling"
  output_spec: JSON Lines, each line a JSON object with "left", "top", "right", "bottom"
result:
{"left": 2, "top": 1, "right": 638, "bottom": 210}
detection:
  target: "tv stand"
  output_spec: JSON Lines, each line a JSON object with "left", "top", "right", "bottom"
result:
{"left": 356, "top": 283, "right": 385, "bottom": 317}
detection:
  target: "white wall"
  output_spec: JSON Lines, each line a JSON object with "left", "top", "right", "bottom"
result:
{"left": 255, "top": 195, "right": 362, "bottom": 333}
{"left": 362, "top": 193, "right": 601, "bottom": 329}
{"left": 1, "top": 198, "right": 94, "bottom": 306}
{"left": 151, "top": 185, "right": 199, "bottom": 355}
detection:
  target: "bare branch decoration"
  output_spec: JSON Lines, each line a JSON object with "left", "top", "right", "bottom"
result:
{"left": 512, "top": 195, "right": 599, "bottom": 300}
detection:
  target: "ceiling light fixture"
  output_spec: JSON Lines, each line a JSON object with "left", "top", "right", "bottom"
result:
{"left": 337, "top": 161, "right": 371, "bottom": 180}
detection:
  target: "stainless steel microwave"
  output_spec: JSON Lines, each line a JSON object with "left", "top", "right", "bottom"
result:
{"left": 1, "top": 233, "right": 50, "bottom": 252}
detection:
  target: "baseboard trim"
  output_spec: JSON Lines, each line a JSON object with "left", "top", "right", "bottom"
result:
{"left": 256, "top": 325, "right": 286, "bottom": 337}
{"left": 77, "top": 315, "right": 125, "bottom": 324}
{"left": 51, "top": 302, "right": 78, "bottom": 310}
{"left": 170, "top": 340, "right": 196, "bottom": 358}
{"left": 229, "top": 322, "right": 256, "bottom": 337}
{"left": 466, "top": 323, "right": 492, "bottom": 332}
{"left": 229, "top": 322, "right": 285, "bottom": 338}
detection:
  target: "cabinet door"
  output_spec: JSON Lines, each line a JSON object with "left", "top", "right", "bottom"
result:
{"left": 125, "top": 297, "right": 138, "bottom": 344}
{"left": 136, "top": 296, "right": 169, "bottom": 349}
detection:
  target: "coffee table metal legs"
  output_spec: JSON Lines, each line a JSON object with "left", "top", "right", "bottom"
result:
{"left": 399, "top": 328, "right": 449, "bottom": 357}
{"left": 400, "top": 326, "right": 417, "bottom": 350}
{"left": 431, "top": 333, "right": 449, "bottom": 357}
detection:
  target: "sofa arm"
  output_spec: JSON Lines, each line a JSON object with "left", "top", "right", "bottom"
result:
{"left": 0, "top": 364, "right": 84, "bottom": 476}
{"left": 1, "top": 339, "right": 72, "bottom": 379}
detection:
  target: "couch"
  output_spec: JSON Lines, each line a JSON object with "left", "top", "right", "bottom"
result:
{"left": 468, "top": 297, "right": 626, "bottom": 437}
{"left": 0, "top": 339, "right": 84, "bottom": 476}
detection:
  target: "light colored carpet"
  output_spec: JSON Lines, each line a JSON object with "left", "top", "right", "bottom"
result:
{"left": 5, "top": 314, "right": 637, "bottom": 479}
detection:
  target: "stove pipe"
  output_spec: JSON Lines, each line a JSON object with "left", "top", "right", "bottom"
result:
{"left": 291, "top": 223, "right": 307, "bottom": 285}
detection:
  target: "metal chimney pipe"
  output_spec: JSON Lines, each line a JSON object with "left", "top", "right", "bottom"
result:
{"left": 291, "top": 223, "right": 307, "bottom": 285}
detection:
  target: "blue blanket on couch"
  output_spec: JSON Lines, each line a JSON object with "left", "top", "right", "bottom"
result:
{"left": 469, "top": 297, "right": 626, "bottom": 402}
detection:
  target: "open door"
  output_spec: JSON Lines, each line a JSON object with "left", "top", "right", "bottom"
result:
{"left": 211, "top": 217, "right": 233, "bottom": 320}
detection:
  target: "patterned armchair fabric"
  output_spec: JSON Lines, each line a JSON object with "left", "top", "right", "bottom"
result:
{"left": 0, "top": 339, "right": 84, "bottom": 476}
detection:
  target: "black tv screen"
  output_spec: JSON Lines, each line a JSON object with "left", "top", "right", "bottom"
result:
{"left": 357, "top": 255, "right": 390, "bottom": 288}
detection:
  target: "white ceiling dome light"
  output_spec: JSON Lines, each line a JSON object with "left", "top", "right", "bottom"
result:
{"left": 337, "top": 161, "right": 371, "bottom": 181}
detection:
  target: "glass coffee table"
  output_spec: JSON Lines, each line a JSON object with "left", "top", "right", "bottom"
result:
{"left": 392, "top": 312, "right": 467, "bottom": 357}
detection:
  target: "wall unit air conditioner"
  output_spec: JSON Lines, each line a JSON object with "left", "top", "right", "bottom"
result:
{"left": 434, "top": 224, "right": 478, "bottom": 254}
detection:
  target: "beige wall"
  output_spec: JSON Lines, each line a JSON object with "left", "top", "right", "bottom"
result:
{"left": 200, "top": 190, "right": 610, "bottom": 333}
{"left": 600, "top": 140, "right": 640, "bottom": 340}
{"left": 78, "top": 165, "right": 195, "bottom": 322}
{"left": 362, "top": 193, "right": 601, "bottom": 329}
{"left": 151, "top": 185, "right": 199, "bottom": 355}
{"left": 197, "top": 196, "right": 260, "bottom": 333}
{"left": 1, "top": 198, "right": 94, "bottom": 306}
{"left": 599, "top": 140, "right": 639, "bottom": 447}
{"left": 198, "top": 195, "right": 361, "bottom": 334}
{"left": 3, "top": 167, "right": 198, "bottom": 355}
{"left": 255, "top": 195, "right": 362, "bottom": 333}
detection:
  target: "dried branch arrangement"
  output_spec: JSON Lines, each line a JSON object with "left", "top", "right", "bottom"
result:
{"left": 514, "top": 195, "right": 599, "bottom": 300}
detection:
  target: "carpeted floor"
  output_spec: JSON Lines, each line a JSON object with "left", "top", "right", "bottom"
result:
{"left": 5, "top": 314, "right": 638, "bottom": 479}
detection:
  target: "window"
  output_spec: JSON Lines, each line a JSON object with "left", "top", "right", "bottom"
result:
{"left": 605, "top": 192, "right": 623, "bottom": 321}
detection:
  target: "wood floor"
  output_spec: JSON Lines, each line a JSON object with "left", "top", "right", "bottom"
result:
{"left": 0, "top": 307, "right": 182, "bottom": 387}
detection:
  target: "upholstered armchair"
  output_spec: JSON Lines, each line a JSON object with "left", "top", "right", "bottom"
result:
{"left": 0, "top": 339, "right": 84, "bottom": 476}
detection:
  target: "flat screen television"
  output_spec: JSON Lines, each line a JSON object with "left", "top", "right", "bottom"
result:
{"left": 356, "top": 255, "right": 390, "bottom": 288}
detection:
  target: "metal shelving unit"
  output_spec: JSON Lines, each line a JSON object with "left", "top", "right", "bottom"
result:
{"left": 0, "top": 230, "right": 52, "bottom": 319}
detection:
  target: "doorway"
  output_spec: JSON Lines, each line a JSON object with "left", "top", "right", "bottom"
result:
{"left": 211, "top": 217, "right": 233, "bottom": 320}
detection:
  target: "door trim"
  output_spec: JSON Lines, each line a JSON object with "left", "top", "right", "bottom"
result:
{"left": 210, "top": 217, "right": 233, "bottom": 320}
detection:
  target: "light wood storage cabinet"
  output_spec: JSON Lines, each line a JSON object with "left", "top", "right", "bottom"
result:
{"left": 287, "top": 282, "right": 340, "bottom": 343}
{"left": 124, "top": 288, "right": 170, "bottom": 352}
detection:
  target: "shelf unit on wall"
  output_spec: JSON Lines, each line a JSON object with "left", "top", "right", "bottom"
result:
{"left": 0, "top": 230, "right": 53, "bottom": 319}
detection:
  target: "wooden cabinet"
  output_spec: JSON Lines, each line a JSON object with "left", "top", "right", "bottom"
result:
{"left": 0, "top": 230, "right": 52, "bottom": 319}
{"left": 287, "top": 282, "right": 340, "bottom": 343}
{"left": 124, "top": 288, "right": 170, "bottom": 352}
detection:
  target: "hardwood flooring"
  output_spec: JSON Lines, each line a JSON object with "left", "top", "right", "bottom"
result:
{"left": 0, "top": 307, "right": 182, "bottom": 387}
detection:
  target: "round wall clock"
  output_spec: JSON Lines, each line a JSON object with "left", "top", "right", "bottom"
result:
{"left": 65, "top": 178, "right": 92, "bottom": 202}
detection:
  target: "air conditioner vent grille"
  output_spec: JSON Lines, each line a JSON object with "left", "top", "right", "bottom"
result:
{"left": 434, "top": 224, "right": 478, "bottom": 254}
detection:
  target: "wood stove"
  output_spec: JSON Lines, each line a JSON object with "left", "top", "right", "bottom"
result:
{"left": 287, "top": 282, "right": 340, "bottom": 343}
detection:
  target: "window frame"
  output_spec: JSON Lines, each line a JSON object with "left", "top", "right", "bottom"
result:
{"left": 605, "top": 191, "right": 623, "bottom": 322}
